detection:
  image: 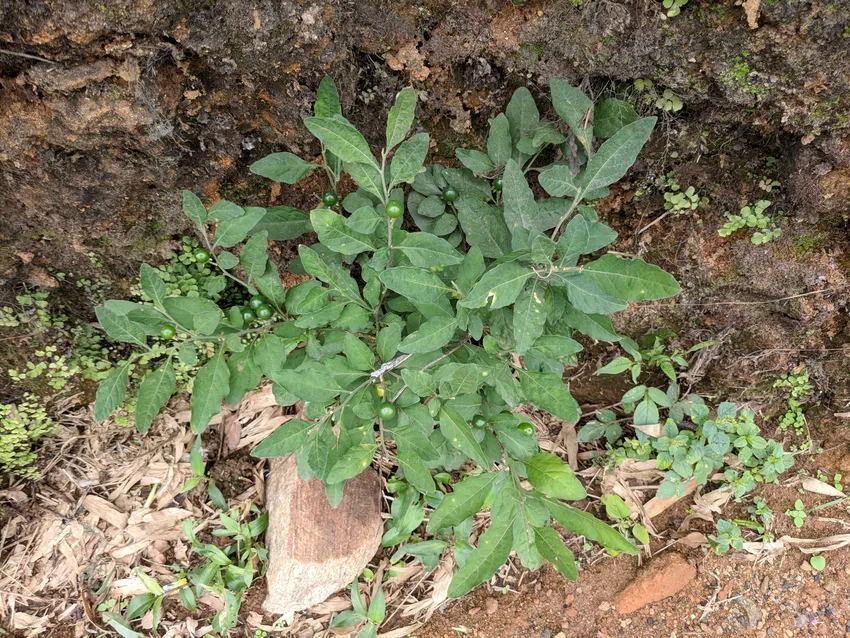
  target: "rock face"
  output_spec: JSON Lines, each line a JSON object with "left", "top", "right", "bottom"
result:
{"left": 263, "top": 455, "right": 382, "bottom": 615}
{"left": 614, "top": 553, "right": 696, "bottom": 615}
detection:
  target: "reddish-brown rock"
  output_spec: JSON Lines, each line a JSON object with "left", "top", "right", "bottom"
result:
{"left": 263, "top": 455, "right": 382, "bottom": 615}
{"left": 614, "top": 553, "right": 696, "bottom": 615}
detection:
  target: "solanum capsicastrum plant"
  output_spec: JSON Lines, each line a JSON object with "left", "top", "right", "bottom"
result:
{"left": 93, "top": 77, "right": 680, "bottom": 597}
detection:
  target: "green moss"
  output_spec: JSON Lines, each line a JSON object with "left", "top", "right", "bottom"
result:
{"left": 790, "top": 232, "right": 828, "bottom": 259}
{"left": 0, "top": 395, "right": 54, "bottom": 479}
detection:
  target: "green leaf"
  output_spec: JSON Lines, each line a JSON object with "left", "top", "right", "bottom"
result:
{"left": 103, "top": 613, "right": 145, "bottom": 638}
{"left": 594, "top": 98, "right": 639, "bottom": 139}
{"left": 216, "top": 251, "right": 239, "bottom": 270}
{"left": 427, "top": 472, "right": 501, "bottom": 532}
{"left": 135, "top": 362, "right": 176, "bottom": 433}
{"left": 304, "top": 117, "right": 378, "bottom": 168}
{"left": 240, "top": 230, "right": 268, "bottom": 282}
{"left": 208, "top": 200, "right": 244, "bottom": 221}
{"left": 178, "top": 341, "right": 198, "bottom": 365}
{"left": 273, "top": 364, "right": 345, "bottom": 402}
{"left": 391, "top": 132, "right": 429, "bottom": 185}
{"left": 455, "top": 195, "right": 511, "bottom": 259}
{"left": 456, "top": 245, "right": 486, "bottom": 294}
{"left": 367, "top": 584, "right": 386, "bottom": 625}
{"left": 583, "top": 254, "right": 680, "bottom": 301}
{"left": 386, "top": 87, "right": 417, "bottom": 150}
{"left": 214, "top": 207, "right": 266, "bottom": 248}
{"left": 418, "top": 195, "right": 446, "bottom": 218}
{"left": 299, "top": 245, "right": 364, "bottom": 308}
{"left": 502, "top": 159, "right": 540, "bottom": 236}
{"left": 518, "top": 370, "right": 579, "bottom": 422}
{"left": 399, "top": 317, "right": 458, "bottom": 354}
{"left": 345, "top": 162, "right": 385, "bottom": 200}
{"left": 190, "top": 348, "right": 231, "bottom": 433}
{"left": 456, "top": 148, "right": 495, "bottom": 174}
{"left": 562, "top": 305, "right": 620, "bottom": 342}
{"left": 538, "top": 164, "right": 579, "bottom": 198}
{"left": 344, "top": 333, "right": 375, "bottom": 371}
{"left": 459, "top": 262, "right": 532, "bottom": 310}
{"left": 544, "top": 499, "right": 639, "bottom": 555}
{"left": 140, "top": 264, "right": 167, "bottom": 308}
{"left": 554, "top": 273, "right": 627, "bottom": 315}
{"left": 346, "top": 206, "right": 382, "bottom": 234}
{"left": 525, "top": 452, "right": 587, "bottom": 500}
{"left": 256, "top": 261, "right": 286, "bottom": 310}
{"left": 326, "top": 444, "right": 377, "bottom": 484}
{"left": 315, "top": 75, "right": 342, "bottom": 118}
{"left": 550, "top": 78, "right": 593, "bottom": 153}
{"left": 400, "top": 369, "right": 436, "bottom": 397}
{"left": 311, "top": 208, "right": 377, "bottom": 255}
{"left": 492, "top": 415, "right": 539, "bottom": 459}
{"left": 95, "top": 306, "right": 147, "bottom": 347}
{"left": 249, "top": 152, "right": 316, "bottom": 184}
{"left": 379, "top": 267, "right": 453, "bottom": 304}
{"left": 225, "top": 348, "right": 262, "bottom": 406}
{"left": 397, "top": 451, "right": 436, "bottom": 494}
{"left": 447, "top": 509, "right": 515, "bottom": 598}
{"left": 533, "top": 526, "right": 578, "bottom": 580}
{"left": 579, "top": 117, "right": 656, "bottom": 194}
{"left": 441, "top": 168, "right": 493, "bottom": 201}
{"left": 183, "top": 190, "right": 207, "bottom": 227}
{"left": 634, "top": 398, "right": 659, "bottom": 426}
{"left": 526, "top": 335, "right": 583, "bottom": 361}
{"left": 505, "top": 87, "right": 540, "bottom": 156}
{"left": 251, "top": 206, "right": 312, "bottom": 240}
{"left": 487, "top": 113, "right": 512, "bottom": 168}
{"left": 439, "top": 407, "right": 489, "bottom": 467}
{"left": 377, "top": 321, "right": 403, "bottom": 362}
{"left": 513, "top": 279, "right": 548, "bottom": 354}
{"left": 252, "top": 418, "right": 314, "bottom": 457}
{"left": 162, "top": 297, "right": 221, "bottom": 335}
{"left": 253, "top": 334, "right": 287, "bottom": 378}
{"left": 399, "top": 233, "right": 463, "bottom": 267}
{"left": 94, "top": 362, "right": 130, "bottom": 422}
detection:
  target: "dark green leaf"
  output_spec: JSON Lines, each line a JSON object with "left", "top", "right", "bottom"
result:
{"left": 311, "top": 208, "right": 377, "bottom": 255}
{"left": 343, "top": 333, "right": 375, "bottom": 371}
{"left": 251, "top": 206, "right": 312, "bottom": 240}
{"left": 391, "top": 132, "right": 429, "bottom": 185}
{"left": 544, "top": 499, "right": 639, "bottom": 555}
{"left": 447, "top": 509, "right": 515, "bottom": 598}
{"left": 386, "top": 87, "right": 417, "bottom": 150}
{"left": 459, "top": 262, "right": 532, "bottom": 310}
{"left": 304, "top": 117, "right": 378, "bottom": 168}
{"left": 487, "top": 113, "right": 512, "bottom": 168}
{"left": 554, "top": 272, "right": 627, "bottom": 314}
{"left": 208, "top": 200, "right": 244, "bottom": 221}
{"left": 518, "top": 370, "right": 579, "bottom": 422}
{"left": 225, "top": 348, "right": 262, "bottom": 406}
{"left": 299, "top": 245, "right": 365, "bottom": 308}
{"left": 502, "top": 159, "right": 540, "bottom": 236}
{"left": 455, "top": 195, "right": 511, "bottom": 259}
{"left": 534, "top": 526, "right": 578, "bottom": 580}
{"left": 190, "top": 348, "right": 230, "bottom": 433}
{"left": 397, "top": 452, "right": 436, "bottom": 494}
{"left": 214, "top": 207, "right": 266, "bottom": 248}
{"left": 513, "top": 279, "right": 548, "bottom": 354}
{"left": 377, "top": 321, "right": 404, "bottom": 362}
{"left": 583, "top": 254, "right": 680, "bottom": 301}
{"left": 399, "top": 317, "right": 458, "bottom": 354}
{"left": 140, "top": 264, "right": 166, "bottom": 308}
{"left": 505, "top": 87, "right": 540, "bottom": 156}
{"left": 594, "top": 98, "right": 639, "bottom": 138}
{"left": 250, "top": 152, "right": 316, "bottom": 184}
{"left": 380, "top": 267, "right": 453, "bottom": 304}
{"left": 326, "top": 444, "right": 377, "bottom": 484}
{"left": 240, "top": 230, "right": 268, "bottom": 282}
{"left": 579, "top": 117, "right": 656, "bottom": 194}
{"left": 94, "top": 362, "right": 130, "bottom": 422}
{"left": 550, "top": 79, "right": 593, "bottom": 153}
{"left": 252, "top": 418, "right": 314, "bottom": 457}
{"left": 255, "top": 261, "right": 287, "bottom": 310}
{"left": 95, "top": 306, "right": 147, "bottom": 347}
{"left": 183, "top": 190, "right": 207, "bottom": 227}
{"left": 315, "top": 75, "right": 342, "bottom": 118}
{"left": 162, "top": 297, "right": 221, "bottom": 335}
{"left": 538, "top": 164, "right": 579, "bottom": 198}
{"left": 399, "top": 233, "right": 463, "bottom": 267}
{"left": 456, "top": 148, "right": 495, "bottom": 174}
{"left": 135, "top": 362, "right": 176, "bottom": 433}
{"left": 439, "top": 407, "right": 489, "bottom": 467}
{"left": 427, "top": 472, "right": 501, "bottom": 532}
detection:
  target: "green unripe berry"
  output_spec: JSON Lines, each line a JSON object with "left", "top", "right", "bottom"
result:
{"left": 471, "top": 414, "right": 488, "bottom": 428}
{"left": 256, "top": 304, "right": 274, "bottom": 320}
{"left": 159, "top": 325, "right": 176, "bottom": 339}
{"left": 518, "top": 422, "right": 535, "bottom": 437}
{"left": 322, "top": 191, "right": 339, "bottom": 206}
{"left": 249, "top": 295, "right": 268, "bottom": 310}
{"left": 441, "top": 186, "right": 459, "bottom": 202}
{"left": 493, "top": 176, "right": 503, "bottom": 192}
{"left": 193, "top": 248, "right": 211, "bottom": 263}
{"left": 241, "top": 308, "right": 257, "bottom": 323}
{"left": 378, "top": 402, "right": 396, "bottom": 420}
{"left": 386, "top": 200, "right": 403, "bottom": 218}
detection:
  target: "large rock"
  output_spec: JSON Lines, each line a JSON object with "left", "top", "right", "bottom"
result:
{"left": 263, "top": 455, "right": 382, "bottom": 615}
{"left": 614, "top": 552, "right": 696, "bottom": 615}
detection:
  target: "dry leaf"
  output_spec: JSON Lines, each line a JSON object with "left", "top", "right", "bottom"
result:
{"left": 83, "top": 495, "right": 128, "bottom": 529}
{"left": 801, "top": 477, "right": 845, "bottom": 498}
{"left": 677, "top": 532, "right": 708, "bottom": 548}
{"left": 743, "top": 0, "right": 761, "bottom": 28}
{"left": 633, "top": 423, "right": 662, "bottom": 438}
{"left": 643, "top": 478, "right": 698, "bottom": 519}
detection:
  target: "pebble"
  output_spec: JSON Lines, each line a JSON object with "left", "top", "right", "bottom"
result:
{"left": 485, "top": 598, "right": 498, "bottom": 615}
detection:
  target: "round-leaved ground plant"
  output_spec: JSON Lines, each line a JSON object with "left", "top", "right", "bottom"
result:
{"left": 93, "top": 77, "right": 680, "bottom": 598}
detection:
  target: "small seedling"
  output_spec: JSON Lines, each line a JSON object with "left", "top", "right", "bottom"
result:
{"left": 810, "top": 555, "right": 826, "bottom": 571}
{"left": 719, "top": 200, "right": 781, "bottom": 244}
{"left": 709, "top": 519, "right": 744, "bottom": 555}
{"left": 786, "top": 500, "right": 807, "bottom": 528}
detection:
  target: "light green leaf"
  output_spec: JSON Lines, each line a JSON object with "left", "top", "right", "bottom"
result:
{"left": 562, "top": 305, "right": 620, "bottom": 342}
{"left": 182, "top": 190, "right": 207, "bottom": 227}
{"left": 345, "top": 206, "right": 382, "bottom": 234}
{"left": 240, "top": 230, "right": 268, "bottom": 282}
{"left": 251, "top": 206, "right": 312, "bottom": 240}
{"left": 550, "top": 78, "right": 593, "bottom": 153}
{"left": 190, "top": 348, "right": 230, "bottom": 433}
{"left": 272, "top": 364, "right": 345, "bottom": 402}
{"left": 249, "top": 152, "right": 316, "bottom": 184}
{"left": 525, "top": 452, "right": 587, "bottom": 500}
{"left": 326, "top": 444, "right": 377, "bottom": 484}
{"left": 216, "top": 251, "right": 239, "bottom": 269}
{"left": 554, "top": 272, "right": 627, "bottom": 315}
{"left": 583, "top": 254, "right": 680, "bottom": 301}
{"left": 251, "top": 418, "right": 314, "bottom": 457}
{"left": 418, "top": 195, "right": 446, "bottom": 218}
{"left": 456, "top": 148, "right": 495, "bottom": 174}
{"left": 538, "top": 164, "right": 579, "bottom": 198}
{"left": 459, "top": 262, "right": 532, "bottom": 310}
{"left": 439, "top": 407, "right": 489, "bottom": 467}
{"left": 140, "top": 264, "right": 166, "bottom": 308}
{"left": 94, "top": 362, "right": 130, "bottom": 422}
{"left": 427, "top": 472, "right": 501, "bottom": 532}
{"left": 299, "top": 245, "right": 364, "bottom": 308}
{"left": 386, "top": 87, "right": 417, "bottom": 150}
{"left": 178, "top": 341, "right": 199, "bottom": 365}
{"left": 544, "top": 499, "right": 639, "bottom": 555}
{"left": 391, "top": 132, "right": 429, "bottom": 185}
{"left": 214, "top": 207, "right": 266, "bottom": 248}
{"left": 314, "top": 75, "right": 342, "bottom": 118}
{"left": 346, "top": 162, "right": 386, "bottom": 200}
{"left": 447, "top": 509, "right": 515, "bottom": 598}
{"left": 95, "top": 306, "right": 147, "bottom": 347}
{"left": 502, "top": 159, "right": 540, "bottom": 235}
{"left": 487, "top": 113, "right": 512, "bottom": 168}
{"left": 634, "top": 398, "right": 659, "bottom": 426}
{"left": 311, "top": 208, "right": 377, "bottom": 255}
{"left": 397, "top": 452, "right": 436, "bottom": 494}
{"left": 533, "top": 526, "right": 578, "bottom": 580}
{"left": 491, "top": 414, "right": 539, "bottom": 459}
{"left": 379, "top": 267, "right": 453, "bottom": 304}
{"left": 344, "top": 333, "right": 375, "bottom": 371}
{"left": 518, "top": 370, "right": 579, "bottom": 422}
{"left": 208, "top": 200, "right": 244, "bottom": 221}
{"left": 304, "top": 117, "right": 378, "bottom": 168}
{"left": 162, "top": 297, "right": 221, "bottom": 335}
{"left": 399, "top": 317, "right": 458, "bottom": 354}
{"left": 135, "top": 362, "right": 176, "bottom": 433}
{"left": 455, "top": 195, "right": 511, "bottom": 259}
{"left": 399, "top": 233, "right": 463, "bottom": 267}
{"left": 401, "top": 369, "right": 436, "bottom": 397}
{"left": 377, "top": 321, "right": 404, "bottom": 362}
{"left": 594, "top": 98, "right": 639, "bottom": 139}
{"left": 513, "top": 279, "right": 548, "bottom": 354}
{"left": 526, "top": 335, "right": 583, "bottom": 361}
{"left": 579, "top": 117, "right": 656, "bottom": 194}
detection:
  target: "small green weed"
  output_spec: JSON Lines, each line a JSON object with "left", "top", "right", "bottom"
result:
{"left": 718, "top": 200, "right": 781, "bottom": 244}
{"left": 785, "top": 499, "right": 806, "bottom": 528}
{"left": 709, "top": 519, "right": 744, "bottom": 554}
{"left": 0, "top": 395, "right": 54, "bottom": 479}
{"left": 774, "top": 368, "right": 813, "bottom": 436}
